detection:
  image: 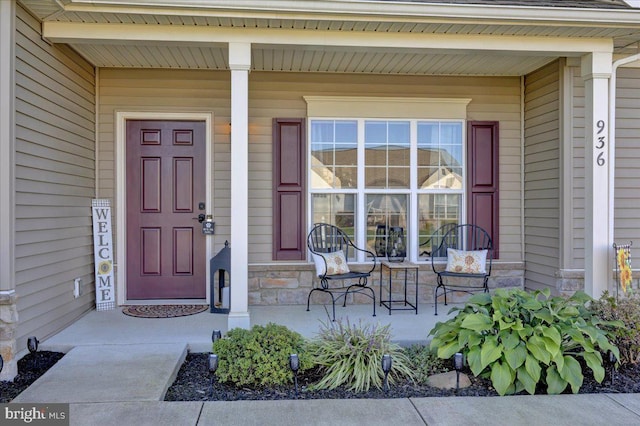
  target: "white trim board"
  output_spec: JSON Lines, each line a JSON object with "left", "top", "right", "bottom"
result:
{"left": 303, "top": 96, "right": 471, "bottom": 119}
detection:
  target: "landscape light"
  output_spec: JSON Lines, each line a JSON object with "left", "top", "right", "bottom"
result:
{"left": 454, "top": 352, "right": 463, "bottom": 391}
{"left": 289, "top": 354, "right": 300, "bottom": 397}
{"left": 208, "top": 354, "right": 219, "bottom": 398}
{"left": 27, "top": 336, "right": 39, "bottom": 353}
{"left": 381, "top": 354, "right": 392, "bottom": 392}
{"left": 609, "top": 350, "right": 617, "bottom": 385}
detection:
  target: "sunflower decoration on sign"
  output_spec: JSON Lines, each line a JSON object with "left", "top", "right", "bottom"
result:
{"left": 98, "top": 260, "right": 112, "bottom": 275}
{"left": 616, "top": 245, "right": 633, "bottom": 294}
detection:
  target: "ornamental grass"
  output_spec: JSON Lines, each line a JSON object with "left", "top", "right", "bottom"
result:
{"left": 306, "top": 318, "right": 414, "bottom": 392}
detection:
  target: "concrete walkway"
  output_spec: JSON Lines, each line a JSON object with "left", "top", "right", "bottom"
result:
{"left": 64, "top": 394, "right": 640, "bottom": 426}
{"left": 10, "top": 305, "right": 640, "bottom": 425}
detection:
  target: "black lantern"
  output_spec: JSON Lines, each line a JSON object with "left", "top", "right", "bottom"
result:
{"left": 208, "top": 354, "right": 219, "bottom": 397}
{"left": 381, "top": 354, "right": 392, "bottom": 392}
{"left": 210, "top": 241, "right": 231, "bottom": 314}
{"left": 387, "top": 227, "right": 406, "bottom": 262}
{"left": 454, "top": 352, "right": 463, "bottom": 391}
{"left": 289, "top": 354, "right": 300, "bottom": 397}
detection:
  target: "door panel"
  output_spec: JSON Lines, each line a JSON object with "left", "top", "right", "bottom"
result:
{"left": 141, "top": 228, "right": 161, "bottom": 275}
{"left": 174, "top": 228, "right": 194, "bottom": 275}
{"left": 126, "top": 120, "right": 206, "bottom": 299}
{"left": 141, "top": 158, "right": 161, "bottom": 212}
{"left": 174, "top": 158, "right": 194, "bottom": 211}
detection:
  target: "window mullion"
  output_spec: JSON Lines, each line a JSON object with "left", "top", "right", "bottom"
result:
{"left": 409, "top": 120, "right": 418, "bottom": 263}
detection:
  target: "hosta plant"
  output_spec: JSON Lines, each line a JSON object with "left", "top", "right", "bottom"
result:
{"left": 306, "top": 318, "right": 414, "bottom": 392}
{"left": 429, "top": 288, "right": 621, "bottom": 396}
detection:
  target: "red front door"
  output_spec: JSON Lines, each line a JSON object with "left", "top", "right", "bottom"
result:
{"left": 126, "top": 120, "right": 207, "bottom": 299}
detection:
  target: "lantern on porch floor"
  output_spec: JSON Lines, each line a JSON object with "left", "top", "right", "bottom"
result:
{"left": 210, "top": 241, "right": 231, "bottom": 314}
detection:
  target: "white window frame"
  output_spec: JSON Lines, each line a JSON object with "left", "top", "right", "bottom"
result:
{"left": 307, "top": 117, "right": 467, "bottom": 263}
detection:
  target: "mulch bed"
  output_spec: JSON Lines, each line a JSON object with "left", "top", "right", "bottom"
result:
{"left": 3, "top": 351, "right": 640, "bottom": 403}
{"left": 164, "top": 352, "right": 640, "bottom": 401}
{"left": 0, "top": 351, "right": 64, "bottom": 403}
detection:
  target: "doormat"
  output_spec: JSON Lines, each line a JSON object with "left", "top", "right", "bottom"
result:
{"left": 122, "top": 304, "right": 209, "bottom": 318}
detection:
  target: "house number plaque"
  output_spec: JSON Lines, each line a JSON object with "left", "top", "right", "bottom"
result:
{"left": 595, "top": 119, "right": 606, "bottom": 167}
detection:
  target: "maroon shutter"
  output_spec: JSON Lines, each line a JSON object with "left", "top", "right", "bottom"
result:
{"left": 467, "top": 121, "right": 499, "bottom": 258}
{"left": 273, "top": 118, "right": 306, "bottom": 260}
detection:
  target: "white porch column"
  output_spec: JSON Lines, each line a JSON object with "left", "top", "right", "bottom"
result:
{"left": 0, "top": 0, "right": 18, "bottom": 380}
{"left": 581, "top": 51, "right": 613, "bottom": 299}
{"left": 228, "top": 42, "right": 251, "bottom": 330}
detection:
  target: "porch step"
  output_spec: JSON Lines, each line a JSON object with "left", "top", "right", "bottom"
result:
{"left": 12, "top": 343, "right": 187, "bottom": 403}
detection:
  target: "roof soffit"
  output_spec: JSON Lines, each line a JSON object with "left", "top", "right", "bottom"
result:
{"left": 19, "top": 1, "right": 640, "bottom": 55}
{"left": 17, "top": 0, "right": 640, "bottom": 73}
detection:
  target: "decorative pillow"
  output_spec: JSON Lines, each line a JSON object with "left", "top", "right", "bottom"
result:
{"left": 312, "top": 250, "right": 350, "bottom": 276}
{"left": 445, "top": 248, "right": 488, "bottom": 274}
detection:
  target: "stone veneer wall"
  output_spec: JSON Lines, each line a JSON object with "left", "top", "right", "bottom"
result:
{"left": 555, "top": 269, "right": 585, "bottom": 297}
{"left": 556, "top": 269, "right": 640, "bottom": 298}
{"left": 0, "top": 291, "right": 18, "bottom": 379}
{"left": 248, "top": 263, "right": 525, "bottom": 307}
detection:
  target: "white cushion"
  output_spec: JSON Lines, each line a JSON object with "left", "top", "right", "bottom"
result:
{"left": 445, "top": 248, "right": 487, "bottom": 274}
{"left": 312, "top": 250, "right": 350, "bottom": 276}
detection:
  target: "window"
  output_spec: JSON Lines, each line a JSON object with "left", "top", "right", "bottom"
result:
{"left": 417, "top": 122, "right": 463, "bottom": 258}
{"left": 309, "top": 118, "right": 465, "bottom": 261}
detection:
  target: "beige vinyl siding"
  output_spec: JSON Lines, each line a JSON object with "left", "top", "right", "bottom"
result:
{"left": 614, "top": 67, "right": 640, "bottom": 245}
{"left": 571, "top": 67, "right": 586, "bottom": 269}
{"left": 98, "top": 69, "right": 522, "bottom": 264}
{"left": 15, "top": 5, "right": 96, "bottom": 349}
{"left": 523, "top": 60, "right": 561, "bottom": 293}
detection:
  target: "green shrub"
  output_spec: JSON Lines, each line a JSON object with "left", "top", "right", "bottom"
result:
{"left": 306, "top": 318, "right": 414, "bottom": 392}
{"left": 212, "top": 323, "right": 312, "bottom": 388}
{"left": 404, "top": 344, "right": 449, "bottom": 384}
{"left": 590, "top": 291, "right": 640, "bottom": 365}
{"left": 429, "top": 288, "right": 621, "bottom": 396}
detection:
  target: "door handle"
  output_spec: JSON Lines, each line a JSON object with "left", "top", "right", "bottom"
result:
{"left": 193, "top": 214, "right": 206, "bottom": 223}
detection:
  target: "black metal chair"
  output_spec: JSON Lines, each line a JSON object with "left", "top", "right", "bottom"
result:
{"left": 431, "top": 224, "right": 493, "bottom": 315}
{"left": 307, "top": 223, "right": 376, "bottom": 321}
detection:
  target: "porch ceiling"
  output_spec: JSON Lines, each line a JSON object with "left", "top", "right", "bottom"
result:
{"left": 18, "top": 0, "right": 640, "bottom": 75}
{"left": 67, "top": 43, "right": 559, "bottom": 76}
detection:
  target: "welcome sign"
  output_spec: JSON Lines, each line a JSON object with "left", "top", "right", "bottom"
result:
{"left": 92, "top": 199, "right": 116, "bottom": 311}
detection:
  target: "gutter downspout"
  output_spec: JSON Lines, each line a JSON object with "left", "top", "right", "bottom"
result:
{"left": 609, "top": 53, "right": 640, "bottom": 287}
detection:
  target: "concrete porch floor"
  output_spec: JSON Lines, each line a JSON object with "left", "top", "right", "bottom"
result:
{"left": 42, "top": 302, "right": 460, "bottom": 354}
{"left": 18, "top": 301, "right": 640, "bottom": 426}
